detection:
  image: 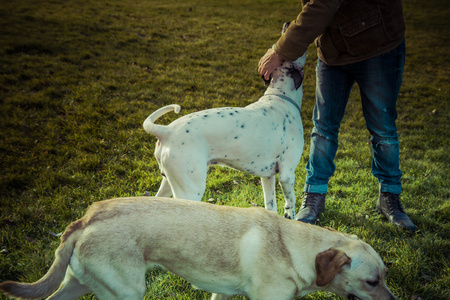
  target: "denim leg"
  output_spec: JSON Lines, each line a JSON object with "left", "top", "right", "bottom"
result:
{"left": 304, "top": 60, "right": 355, "bottom": 194}
{"left": 352, "top": 42, "right": 405, "bottom": 194}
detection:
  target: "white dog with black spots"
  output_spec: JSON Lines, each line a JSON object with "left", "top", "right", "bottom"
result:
{"left": 143, "top": 23, "right": 305, "bottom": 219}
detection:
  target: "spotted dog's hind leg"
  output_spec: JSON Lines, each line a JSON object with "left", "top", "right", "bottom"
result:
{"left": 261, "top": 176, "right": 277, "bottom": 214}
{"left": 162, "top": 156, "right": 208, "bottom": 201}
{"left": 211, "top": 293, "right": 231, "bottom": 300}
{"left": 155, "top": 176, "right": 173, "bottom": 198}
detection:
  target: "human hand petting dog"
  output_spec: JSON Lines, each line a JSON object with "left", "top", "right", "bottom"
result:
{"left": 258, "top": 48, "right": 283, "bottom": 80}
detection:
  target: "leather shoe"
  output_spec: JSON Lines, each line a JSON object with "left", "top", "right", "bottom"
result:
{"left": 377, "top": 192, "right": 416, "bottom": 231}
{"left": 295, "top": 192, "right": 326, "bottom": 224}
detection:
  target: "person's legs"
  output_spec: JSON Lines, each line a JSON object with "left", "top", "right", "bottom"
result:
{"left": 298, "top": 42, "right": 414, "bottom": 230}
{"left": 296, "top": 59, "right": 354, "bottom": 224}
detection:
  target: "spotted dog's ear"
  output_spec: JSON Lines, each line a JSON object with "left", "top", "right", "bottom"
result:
{"left": 282, "top": 22, "right": 290, "bottom": 35}
{"left": 287, "top": 67, "right": 304, "bottom": 90}
{"left": 261, "top": 75, "right": 271, "bottom": 87}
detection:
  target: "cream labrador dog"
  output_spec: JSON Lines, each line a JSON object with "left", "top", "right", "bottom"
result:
{"left": 0, "top": 197, "right": 396, "bottom": 300}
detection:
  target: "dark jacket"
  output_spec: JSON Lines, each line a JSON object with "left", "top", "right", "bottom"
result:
{"left": 275, "top": 0, "right": 405, "bottom": 65}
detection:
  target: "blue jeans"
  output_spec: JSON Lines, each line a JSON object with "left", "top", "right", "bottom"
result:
{"left": 304, "top": 41, "right": 405, "bottom": 195}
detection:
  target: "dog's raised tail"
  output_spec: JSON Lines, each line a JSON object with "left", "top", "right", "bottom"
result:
{"left": 143, "top": 104, "right": 181, "bottom": 137}
{"left": 0, "top": 220, "right": 83, "bottom": 299}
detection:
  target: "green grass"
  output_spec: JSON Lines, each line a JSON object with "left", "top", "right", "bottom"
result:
{"left": 0, "top": 0, "right": 449, "bottom": 299}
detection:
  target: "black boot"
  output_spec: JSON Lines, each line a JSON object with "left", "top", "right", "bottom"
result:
{"left": 295, "top": 192, "right": 326, "bottom": 224}
{"left": 377, "top": 192, "right": 416, "bottom": 231}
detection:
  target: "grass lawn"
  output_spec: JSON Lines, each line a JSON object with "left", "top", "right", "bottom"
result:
{"left": 0, "top": 0, "right": 448, "bottom": 299}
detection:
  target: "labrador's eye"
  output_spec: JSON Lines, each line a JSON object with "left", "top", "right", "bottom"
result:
{"left": 366, "top": 280, "right": 380, "bottom": 287}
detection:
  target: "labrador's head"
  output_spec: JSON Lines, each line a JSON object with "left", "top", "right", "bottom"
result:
{"left": 315, "top": 241, "right": 397, "bottom": 300}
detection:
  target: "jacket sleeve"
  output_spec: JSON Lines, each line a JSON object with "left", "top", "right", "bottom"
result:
{"left": 275, "top": 0, "right": 343, "bottom": 61}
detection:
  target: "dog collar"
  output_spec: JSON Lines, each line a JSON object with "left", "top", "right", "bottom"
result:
{"left": 265, "top": 94, "right": 301, "bottom": 115}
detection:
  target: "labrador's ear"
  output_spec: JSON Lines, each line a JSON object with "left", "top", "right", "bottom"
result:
{"left": 315, "top": 248, "right": 351, "bottom": 287}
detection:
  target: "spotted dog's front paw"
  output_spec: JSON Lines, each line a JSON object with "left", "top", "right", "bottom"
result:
{"left": 284, "top": 208, "right": 295, "bottom": 220}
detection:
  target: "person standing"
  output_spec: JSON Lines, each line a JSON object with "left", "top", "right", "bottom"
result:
{"left": 258, "top": 0, "right": 416, "bottom": 231}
